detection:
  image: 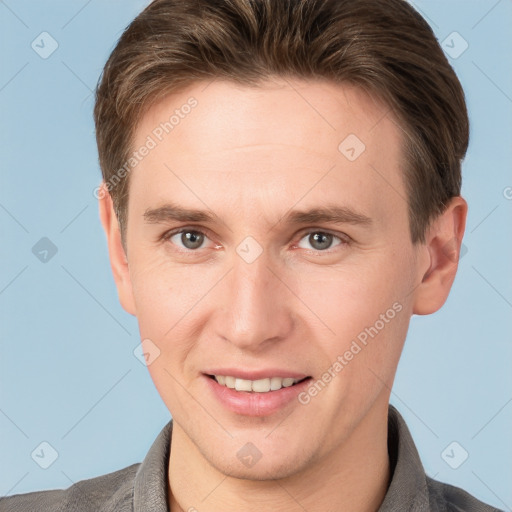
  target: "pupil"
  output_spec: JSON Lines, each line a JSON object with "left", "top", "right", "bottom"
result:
{"left": 311, "top": 233, "right": 331, "bottom": 250}
{"left": 183, "top": 231, "right": 203, "bottom": 249}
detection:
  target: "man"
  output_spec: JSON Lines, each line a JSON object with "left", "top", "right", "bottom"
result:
{"left": 1, "top": 0, "right": 502, "bottom": 510}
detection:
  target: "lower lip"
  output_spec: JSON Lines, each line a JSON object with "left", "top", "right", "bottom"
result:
{"left": 203, "top": 375, "right": 312, "bottom": 417}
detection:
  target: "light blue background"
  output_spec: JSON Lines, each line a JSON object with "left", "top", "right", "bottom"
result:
{"left": 1, "top": 0, "right": 511, "bottom": 509}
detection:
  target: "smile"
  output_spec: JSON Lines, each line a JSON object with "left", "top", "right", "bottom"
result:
{"left": 210, "top": 375, "right": 308, "bottom": 393}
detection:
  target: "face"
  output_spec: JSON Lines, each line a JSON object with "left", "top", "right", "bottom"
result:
{"left": 106, "top": 78, "right": 435, "bottom": 480}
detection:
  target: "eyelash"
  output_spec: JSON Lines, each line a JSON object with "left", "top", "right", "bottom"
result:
{"left": 160, "top": 226, "right": 350, "bottom": 254}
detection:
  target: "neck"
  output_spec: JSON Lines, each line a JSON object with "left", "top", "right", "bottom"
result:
{"left": 168, "top": 401, "right": 391, "bottom": 512}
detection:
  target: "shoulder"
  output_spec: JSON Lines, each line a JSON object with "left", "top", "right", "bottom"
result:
{"left": 0, "top": 463, "right": 140, "bottom": 512}
{"left": 426, "top": 475, "right": 503, "bottom": 512}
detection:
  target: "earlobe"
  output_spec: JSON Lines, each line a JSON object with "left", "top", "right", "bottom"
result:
{"left": 98, "top": 183, "right": 137, "bottom": 316}
{"left": 412, "top": 196, "right": 468, "bottom": 315}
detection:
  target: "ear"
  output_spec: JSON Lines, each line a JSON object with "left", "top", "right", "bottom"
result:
{"left": 98, "top": 183, "right": 137, "bottom": 316}
{"left": 412, "top": 196, "right": 468, "bottom": 315}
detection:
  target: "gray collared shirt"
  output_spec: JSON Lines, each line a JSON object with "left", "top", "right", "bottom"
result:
{"left": 1, "top": 404, "right": 502, "bottom": 511}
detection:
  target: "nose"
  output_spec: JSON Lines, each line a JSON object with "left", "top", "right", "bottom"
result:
{"left": 214, "top": 248, "right": 294, "bottom": 351}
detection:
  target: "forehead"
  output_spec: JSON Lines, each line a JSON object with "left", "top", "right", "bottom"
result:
{"left": 129, "top": 78, "right": 407, "bottom": 229}
{"left": 138, "top": 78, "right": 395, "bottom": 154}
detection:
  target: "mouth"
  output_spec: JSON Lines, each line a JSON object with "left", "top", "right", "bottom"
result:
{"left": 206, "top": 374, "right": 311, "bottom": 393}
{"left": 203, "top": 371, "right": 313, "bottom": 416}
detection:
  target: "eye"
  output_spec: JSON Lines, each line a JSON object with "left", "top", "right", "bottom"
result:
{"left": 296, "top": 231, "right": 346, "bottom": 252}
{"left": 164, "top": 228, "right": 214, "bottom": 251}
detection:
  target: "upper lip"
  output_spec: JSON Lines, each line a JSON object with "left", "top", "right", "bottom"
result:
{"left": 204, "top": 368, "right": 310, "bottom": 380}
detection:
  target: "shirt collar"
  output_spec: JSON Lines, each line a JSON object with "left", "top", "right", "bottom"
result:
{"left": 133, "top": 422, "right": 171, "bottom": 511}
{"left": 132, "top": 404, "right": 430, "bottom": 511}
{"left": 379, "top": 404, "right": 430, "bottom": 511}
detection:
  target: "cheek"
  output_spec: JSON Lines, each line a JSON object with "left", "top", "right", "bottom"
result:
{"left": 129, "top": 260, "right": 202, "bottom": 416}
{"left": 128, "top": 254, "right": 227, "bottom": 382}
{"left": 128, "top": 257, "right": 192, "bottom": 368}
{"left": 129, "top": 252, "right": 200, "bottom": 332}
{"left": 296, "top": 264, "right": 396, "bottom": 334}
{"left": 294, "top": 255, "right": 412, "bottom": 372}
{"left": 296, "top": 267, "right": 411, "bottom": 404}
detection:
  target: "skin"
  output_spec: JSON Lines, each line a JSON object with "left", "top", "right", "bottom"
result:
{"left": 99, "top": 78, "right": 467, "bottom": 512}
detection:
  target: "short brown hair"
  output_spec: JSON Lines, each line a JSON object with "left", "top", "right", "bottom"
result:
{"left": 94, "top": 0, "right": 469, "bottom": 245}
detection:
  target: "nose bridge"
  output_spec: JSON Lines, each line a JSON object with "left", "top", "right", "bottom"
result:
{"left": 218, "top": 246, "right": 292, "bottom": 349}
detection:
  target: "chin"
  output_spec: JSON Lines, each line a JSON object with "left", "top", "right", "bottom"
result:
{"left": 197, "top": 433, "right": 317, "bottom": 483}
{"left": 212, "top": 455, "right": 308, "bottom": 482}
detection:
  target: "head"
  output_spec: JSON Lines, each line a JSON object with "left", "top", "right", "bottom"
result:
{"left": 96, "top": 0, "right": 468, "bottom": 481}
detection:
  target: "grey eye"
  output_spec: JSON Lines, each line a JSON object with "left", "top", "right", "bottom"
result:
{"left": 298, "top": 232, "right": 342, "bottom": 251}
{"left": 171, "top": 230, "right": 205, "bottom": 250}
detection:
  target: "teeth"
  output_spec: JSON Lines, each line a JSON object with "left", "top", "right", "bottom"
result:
{"left": 252, "top": 378, "right": 271, "bottom": 393}
{"left": 235, "top": 378, "right": 252, "bottom": 392}
{"left": 270, "top": 377, "right": 283, "bottom": 391}
{"left": 213, "top": 375, "right": 301, "bottom": 392}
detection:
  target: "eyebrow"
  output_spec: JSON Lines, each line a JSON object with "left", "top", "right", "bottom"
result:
{"left": 143, "top": 202, "right": 373, "bottom": 228}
